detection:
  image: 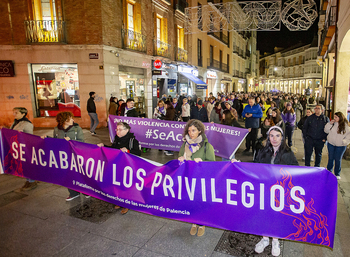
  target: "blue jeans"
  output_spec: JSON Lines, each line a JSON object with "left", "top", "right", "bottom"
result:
{"left": 88, "top": 113, "right": 99, "bottom": 132}
{"left": 305, "top": 137, "right": 325, "bottom": 167}
{"left": 285, "top": 124, "right": 294, "bottom": 147}
{"left": 327, "top": 143, "right": 346, "bottom": 176}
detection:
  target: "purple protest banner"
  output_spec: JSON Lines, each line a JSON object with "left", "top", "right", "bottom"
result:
{"left": 108, "top": 115, "right": 248, "bottom": 159}
{"left": 0, "top": 128, "right": 337, "bottom": 248}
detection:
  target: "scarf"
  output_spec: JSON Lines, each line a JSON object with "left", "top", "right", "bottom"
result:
{"left": 173, "top": 103, "right": 177, "bottom": 108}
{"left": 183, "top": 134, "right": 203, "bottom": 160}
{"left": 210, "top": 101, "right": 215, "bottom": 105}
{"left": 215, "top": 107, "right": 222, "bottom": 120}
{"left": 158, "top": 106, "right": 166, "bottom": 115}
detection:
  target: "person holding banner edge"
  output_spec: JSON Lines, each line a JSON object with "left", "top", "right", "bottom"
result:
{"left": 178, "top": 119, "right": 215, "bottom": 237}
{"left": 52, "top": 111, "right": 86, "bottom": 201}
{"left": 98, "top": 122, "right": 141, "bottom": 214}
{"left": 253, "top": 125, "right": 298, "bottom": 256}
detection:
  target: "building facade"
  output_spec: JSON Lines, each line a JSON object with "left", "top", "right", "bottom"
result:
{"left": 318, "top": 0, "right": 350, "bottom": 117}
{"left": 0, "top": 0, "right": 257, "bottom": 128}
{"left": 258, "top": 41, "right": 322, "bottom": 95}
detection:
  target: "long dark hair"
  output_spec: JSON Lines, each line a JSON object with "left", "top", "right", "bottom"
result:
{"left": 164, "top": 100, "right": 174, "bottom": 109}
{"left": 256, "top": 127, "right": 290, "bottom": 163}
{"left": 335, "top": 111, "right": 348, "bottom": 134}
{"left": 283, "top": 105, "right": 295, "bottom": 114}
{"left": 221, "top": 109, "right": 235, "bottom": 126}
{"left": 271, "top": 108, "right": 282, "bottom": 123}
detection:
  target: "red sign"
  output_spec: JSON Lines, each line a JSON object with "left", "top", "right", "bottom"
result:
{"left": 154, "top": 59, "right": 162, "bottom": 69}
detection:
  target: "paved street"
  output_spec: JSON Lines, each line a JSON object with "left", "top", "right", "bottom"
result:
{"left": 0, "top": 126, "right": 349, "bottom": 257}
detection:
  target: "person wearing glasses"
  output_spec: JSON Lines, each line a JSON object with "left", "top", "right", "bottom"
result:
{"left": 98, "top": 122, "right": 141, "bottom": 214}
{"left": 302, "top": 104, "right": 329, "bottom": 167}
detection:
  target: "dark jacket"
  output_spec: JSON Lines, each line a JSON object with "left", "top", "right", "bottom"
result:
{"left": 179, "top": 137, "right": 215, "bottom": 161}
{"left": 255, "top": 147, "right": 299, "bottom": 165}
{"left": 54, "top": 123, "right": 84, "bottom": 142}
{"left": 297, "top": 115, "right": 308, "bottom": 130}
{"left": 125, "top": 107, "right": 138, "bottom": 117}
{"left": 190, "top": 106, "right": 209, "bottom": 122}
{"left": 242, "top": 104, "right": 263, "bottom": 128}
{"left": 109, "top": 132, "right": 141, "bottom": 156}
{"left": 223, "top": 119, "right": 243, "bottom": 128}
{"left": 87, "top": 97, "right": 96, "bottom": 113}
{"left": 303, "top": 113, "right": 329, "bottom": 140}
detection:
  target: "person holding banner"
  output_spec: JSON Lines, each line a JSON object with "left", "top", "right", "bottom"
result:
{"left": 178, "top": 119, "right": 215, "bottom": 237}
{"left": 10, "top": 107, "right": 37, "bottom": 191}
{"left": 253, "top": 125, "right": 298, "bottom": 256}
{"left": 98, "top": 122, "right": 141, "bottom": 214}
{"left": 53, "top": 112, "right": 86, "bottom": 201}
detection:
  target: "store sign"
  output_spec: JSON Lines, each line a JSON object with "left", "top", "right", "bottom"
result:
{"left": 152, "top": 70, "right": 162, "bottom": 75}
{"left": 119, "top": 54, "right": 151, "bottom": 69}
{"left": 154, "top": 59, "right": 162, "bottom": 69}
{"left": 197, "top": 85, "right": 208, "bottom": 89}
{"left": 178, "top": 66, "right": 198, "bottom": 77}
{"left": 0, "top": 61, "right": 15, "bottom": 77}
{"left": 89, "top": 53, "right": 99, "bottom": 59}
{"left": 207, "top": 70, "right": 217, "bottom": 79}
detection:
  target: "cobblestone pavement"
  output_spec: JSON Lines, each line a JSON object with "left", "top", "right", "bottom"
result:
{"left": 0, "top": 126, "right": 349, "bottom": 257}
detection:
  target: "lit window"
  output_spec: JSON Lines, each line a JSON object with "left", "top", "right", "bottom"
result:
{"left": 127, "top": 3, "right": 134, "bottom": 31}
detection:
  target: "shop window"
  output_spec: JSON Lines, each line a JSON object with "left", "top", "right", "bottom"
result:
{"left": 31, "top": 64, "right": 81, "bottom": 117}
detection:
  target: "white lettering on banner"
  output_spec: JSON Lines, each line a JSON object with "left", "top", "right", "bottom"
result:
{"left": 8, "top": 137, "right": 307, "bottom": 215}
{"left": 148, "top": 129, "right": 182, "bottom": 141}
{"left": 210, "top": 126, "right": 241, "bottom": 136}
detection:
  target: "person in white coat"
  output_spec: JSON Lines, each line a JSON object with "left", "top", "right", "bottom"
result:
{"left": 324, "top": 111, "right": 350, "bottom": 180}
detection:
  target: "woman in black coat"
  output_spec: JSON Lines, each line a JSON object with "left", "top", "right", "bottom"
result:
{"left": 98, "top": 122, "right": 141, "bottom": 214}
{"left": 253, "top": 125, "right": 298, "bottom": 256}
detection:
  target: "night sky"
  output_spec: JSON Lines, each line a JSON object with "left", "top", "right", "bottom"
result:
{"left": 257, "top": 0, "right": 320, "bottom": 54}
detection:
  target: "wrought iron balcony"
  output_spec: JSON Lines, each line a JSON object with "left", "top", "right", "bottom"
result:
{"left": 24, "top": 20, "right": 66, "bottom": 43}
{"left": 232, "top": 45, "right": 239, "bottom": 54}
{"left": 233, "top": 70, "right": 239, "bottom": 77}
{"left": 122, "top": 29, "right": 147, "bottom": 53}
{"left": 175, "top": 47, "right": 188, "bottom": 62}
{"left": 154, "top": 40, "right": 171, "bottom": 58}
{"left": 239, "top": 71, "right": 244, "bottom": 78}
{"left": 207, "top": 31, "right": 229, "bottom": 46}
{"left": 207, "top": 58, "right": 228, "bottom": 73}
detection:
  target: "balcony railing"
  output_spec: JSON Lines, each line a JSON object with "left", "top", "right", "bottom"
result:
{"left": 207, "top": 58, "right": 228, "bottom": 73}
{"left": 319, "top": 6, "right": 337, "bottom": 55}
{"left": 154, "top": 40, "right": 171, "bottom": 58}
{"left": 246, "top": 50, "right": 251, "bottom": 58}
{"left": 122, "top": 29, "right": 147, "bottom": 53}
{"left": 175, "top": 47, "right": 188, "bottom": 62}
{"left": 207, "top": 31, "right": 229, "bottom": 46}
{"left": 24, "top": 20, "right": 66, "bottom": 43}
{"left": 239, "top": 49, "right": 244, "bottom": 57}
{"left": 176, "top": 0, "right": 188, "bottom": 14}
{"left": 233, "top": 70, "right": 239, "bottom": 77}
{"left": 232, "top": 45, "right": 239, "bottom": 54}
{"left": 239, "top": 71, "right": 244, "bottom": 78}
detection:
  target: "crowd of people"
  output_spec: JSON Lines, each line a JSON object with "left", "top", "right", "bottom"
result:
{"left": 4, "top": 89, "right": 350, "bottom": 257}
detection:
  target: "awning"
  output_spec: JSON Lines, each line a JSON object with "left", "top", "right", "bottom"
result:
{"left": 179, "top": 72, "right": 207, "bottom": 85}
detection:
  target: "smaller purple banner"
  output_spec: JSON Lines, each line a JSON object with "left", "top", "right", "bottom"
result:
{"left": 108, "top": 116, "right": 248, "bottom": 159}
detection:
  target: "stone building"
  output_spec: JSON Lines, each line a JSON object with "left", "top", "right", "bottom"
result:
{"left": 258, "top": 38, "right": 322, "bottom": 95}
{"left": 0, "top": 0, "right": 257, "bottom": 128}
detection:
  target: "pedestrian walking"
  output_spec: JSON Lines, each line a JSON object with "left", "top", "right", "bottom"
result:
{"left": 178, "top": 119, "right": 215, "bottom": 237}
{"left": 87, "top": 91, "right": 99, "bottom": 135}
{"left": 324, "top": 112, "right": 350, "bottom": 180}
{"left": 10, "top": 107, "right": 37, "bottom": 191}
{"left": 297, "top": 108, "right": 314, "bottom": 161}
{"left": 303, "top": 104, "right": 329, "bottom": 167}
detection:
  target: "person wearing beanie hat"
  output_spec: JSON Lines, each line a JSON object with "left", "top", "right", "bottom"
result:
{"left": 282, "top": 103, "right": 296, "bottom": 147}
{"left": 190, "top": 99, "right": 208, "bottom": 122}
{"left": 248, "top": 125, "right": 298, "bottom": 257}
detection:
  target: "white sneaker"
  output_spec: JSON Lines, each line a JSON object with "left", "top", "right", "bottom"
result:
{"left": 302, "top": 156, "right": 305, "bottom": 160}
{"left": 271, "top": 239, "right": 280, "bottom": 256}
{"left": 336, "top": 176, "right": 341, "bottom": 180}
{"left": 255, "top": 238, "right": 269, "bottom": 253}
